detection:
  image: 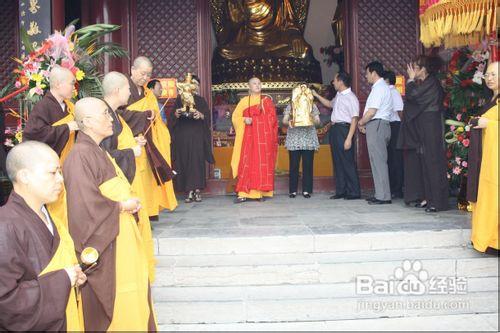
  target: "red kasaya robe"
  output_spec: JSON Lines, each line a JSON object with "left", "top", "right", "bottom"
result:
{"left": 231, "top": 94, "right": 278, "bottom": 198}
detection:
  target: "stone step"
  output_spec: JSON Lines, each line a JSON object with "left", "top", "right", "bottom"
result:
{"left": 154, "top": 228, "right": 471, "bottom": 256}
{"left": 153, "top": 253, "right": 498, "bottom": 287}
{"left": 157, "top": 313, "right": 499, "bottom": 331}
{"left": 156, "top": 246, "right": 488, "bottom": 268}
{"left": 152, "top": 276, "right": 498, "bottom": 302}
{"left": 153, "top": 291, "right": 498, "bottom": 325}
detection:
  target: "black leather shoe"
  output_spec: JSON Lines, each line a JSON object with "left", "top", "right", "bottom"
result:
{"left": 368, "top": 199, "right": 392, "bottom": 205}
{"left": 234, "top": 197, "right": 247, "bottom": 204}
{"left": 330, "top": 194, "right": 345, "bottom": 199}
{"left": 344, "top": 195, "right": 361, "bottom": 200}
{"left": 289, "top": 192, "right": 297, "bottom": 198}
{"left": 303, "top": 192, "right": 311, "bottom": 198}
{"left": 425, "top": 206, "right": 437, "bottom": 213}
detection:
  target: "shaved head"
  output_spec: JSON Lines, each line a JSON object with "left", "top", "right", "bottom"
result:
{"left": 248, "top": 77, "right": 262, "bottom": 95}
{"left": 102, "top": 71, "right": 129, "bottom": 97}
{"left": 49, "top": 65, "right": 74, "bottom": 87}
{"left": 75, "top": 97, "right": 113, "bottom": 141}
{"left": 131, "top": 56, "right": 153, "bottom": 87}
{"left": 133, "top": 56, "right": 153, "bottom": 69}
{"left": 49, "top": 65, "right": 75, "bottom": 100}
{"left": 6, "top": 141, "right": 58, "bottom": 182}
{"left": 75, "top": 97, "right": 107, "bottom": 129}
{"left": 6, "top": 141, "right": 63, "bottom": 205}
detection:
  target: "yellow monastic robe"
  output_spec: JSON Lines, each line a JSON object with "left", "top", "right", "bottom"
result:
{"left": 99, "top": 155, "right": 156, "bottom": 331}
{"left": 38, "top": 216, "right": 83, "bottom": 331}
{"left": 116, "top": 115, "right": 156, "bottom": 282}
{"left": 47, "top": 100, "right": 75, "bottom": 230}
{"left": 127, "top": 89, "right": 178, "bottom": 215}
{"left": 230, "top": 95, "right": 275, "bottom": 199}
{"left": 471, "top": 101, "right": 499, "bottom": 252}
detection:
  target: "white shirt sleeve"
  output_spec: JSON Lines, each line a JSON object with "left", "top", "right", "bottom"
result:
{"left": 349, "top": 95, "right": 360, "bottom": 118}
{"left": 392, "top": 90, "right": 404, "bottom": 111}
{"left": 365, "top": 86, "right": 383, "bottom": 110}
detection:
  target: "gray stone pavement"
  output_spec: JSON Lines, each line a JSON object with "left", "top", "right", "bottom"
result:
{"left": 152, "top": 194, "right": 470, "bottom": 238}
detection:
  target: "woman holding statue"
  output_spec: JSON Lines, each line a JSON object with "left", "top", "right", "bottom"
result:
{"left": 283, "top": 84, "right": 321, "bottom": 198}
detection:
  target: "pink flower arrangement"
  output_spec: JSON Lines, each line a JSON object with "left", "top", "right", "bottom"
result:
{"left": 452, "top": 166, "right": 462, "bottom": 175}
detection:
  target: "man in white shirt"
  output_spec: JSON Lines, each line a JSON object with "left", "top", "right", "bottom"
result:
{"left": 358, "top": 61, "right": 393, "bottom": 204}
{"left": 383, "top": 70, "right": 404, "bottom": 198}
{"left": 313, "top": 72, "right": 361, "bottom": 200}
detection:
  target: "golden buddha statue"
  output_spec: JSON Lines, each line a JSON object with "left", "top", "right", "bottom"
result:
{"left": 291, "top": 84, "right": 314, "bottom": 127}
{"left": 211, "top": 0, "right": 322, "bottom": 83}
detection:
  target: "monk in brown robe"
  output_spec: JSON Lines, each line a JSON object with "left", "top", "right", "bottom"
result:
{"left": 0, "top": 141, "right": 86, "bottom": 331}
{"left": 101, "top": 71, "right": 157, "bottom": 282}
{"left": 23, "top": 66, "right": 78, "bottom": 162}
{"left": 119, "top": 56, "right": 177, "bottom": 219}
{"left": 64, "top": 97, "right": 156, "bottom": 331}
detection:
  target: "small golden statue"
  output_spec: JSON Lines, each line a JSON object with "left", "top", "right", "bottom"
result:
{"left": 291, "top": 84, "right": 314, "bottom": 127}
{"left": 176, "top": 73, "right": 198, "bottom": 117}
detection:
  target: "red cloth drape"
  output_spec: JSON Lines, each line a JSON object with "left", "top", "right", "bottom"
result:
{"left": 235, "top": 96, "right": 278, "bottom": 193}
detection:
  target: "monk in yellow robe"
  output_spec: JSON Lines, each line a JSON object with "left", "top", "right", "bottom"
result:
{"left": 64, "top": 98, "right": 156, "bottom": 331}
{"left": 23, "top": 65, "right": 78, "bottom": 228}
{"left": 469, "top": 61, "right": 499, "bottom": 253}
{"left": 231, "top": 77, "right": 278, "bottom": 203}
{"left": 119, "top": 56, "right": 177, "bottom": 217}
{"left": 100, "top": 71, "right": 156, "bottom": 282}
{"left": 0, "top": 141, "right": 85, "bottom": 331}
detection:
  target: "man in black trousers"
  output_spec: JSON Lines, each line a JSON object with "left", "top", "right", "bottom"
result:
{"left": 313, "top": 72, "right": 361, "bottom": 200}
{"left": 383, "top": 70, "right": 404, "bottom": 198}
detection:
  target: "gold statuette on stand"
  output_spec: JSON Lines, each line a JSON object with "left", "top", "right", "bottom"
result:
{"left": 290, "top": 84, "right": 313, "bottom": 127}
{"left": 176, "top": 73, "right": 198, "bottom": 118}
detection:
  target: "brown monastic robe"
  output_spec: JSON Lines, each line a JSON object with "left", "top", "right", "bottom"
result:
{"left": 0, "top": 192, "right": 71, "bottom": 331}
{"left": 64, "top": 132, "right": 155, "bottom": 332}
{"left": 23, "top": 91, "right": 73, "bottom": 156}
{"left": 100, "top": 100, "right": 136, "bottom": 184}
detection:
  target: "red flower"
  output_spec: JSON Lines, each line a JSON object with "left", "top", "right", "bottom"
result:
{"left": 457, "top": 135, "right": 464, "bottom": 142}
{"left": 460, "top": 79, "right": 473, "bottom": 87}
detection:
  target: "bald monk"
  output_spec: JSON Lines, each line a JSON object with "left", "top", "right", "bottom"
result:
{"left": 23, "top": 65, "right": 78, "bottom": 228}
{"left": 101, "top": 71, "right": 157, "bottom": 281}
{"left": 231, "top": 77, "right": 278, "bottom": 203}
{"left": 24, "top": 65, "right": 78, "bottom": 163}
{"left": 119, "top": 56, "right": 177, "bottom": 218}
{"left": 64, "top": 97, "right": 156, "bottom": 331}
{"left": 0, "top": 141, "right": 85, "bottom": 331}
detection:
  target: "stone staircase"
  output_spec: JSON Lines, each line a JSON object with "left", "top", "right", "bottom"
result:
{"left": 151, "top": 227, "right": 499, "bottom": 331}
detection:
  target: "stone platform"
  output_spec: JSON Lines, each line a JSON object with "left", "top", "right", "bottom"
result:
{"left": 151, "top": 194, "right": 498, "bottom": 331}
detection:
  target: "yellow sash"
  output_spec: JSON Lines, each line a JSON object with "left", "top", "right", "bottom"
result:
{"left": 52, "top": 100, "right": 76, "bottom": 165}
{"left": 38, "top": 218, "right": 83, "bottom": 331}
{"left": 127, "top": 89, "right": 177, "bottom": 214}
{"left": 98, "top": 155, "right": 156, "bottom": 331}
{"left": 48, "top": 100, "right": 75, "bottom": 230}
{"left": 116, "top": 116, "right": 157, "bottom": 282}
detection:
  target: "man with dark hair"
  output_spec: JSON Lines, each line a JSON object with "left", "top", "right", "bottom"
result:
{"left": 313, "top": 71, "right": 361, "bottom": 200}
{"left": 358, "top": 61, "right": 393, "bottom": 204}
{"left": 383, "top": 70, "right": 404, "bottom": 198}
{"left": 147, "top": 79, "right": 166, "bottom": 123}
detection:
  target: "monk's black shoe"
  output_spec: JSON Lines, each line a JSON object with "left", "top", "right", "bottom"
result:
{"left": 368, "top": 199, "right": 392, "bottom": 205}
{"left": 303, "top": 192, "right": 311, "bottom": 198}
{"left": 289, "top": 192, "right": 297, "bottom": 198}
{"left": 234, "top": 197, "right": 247, "bottom": 204}
{"left": 425, "top": 206, "right": 437, "bottom": 213}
